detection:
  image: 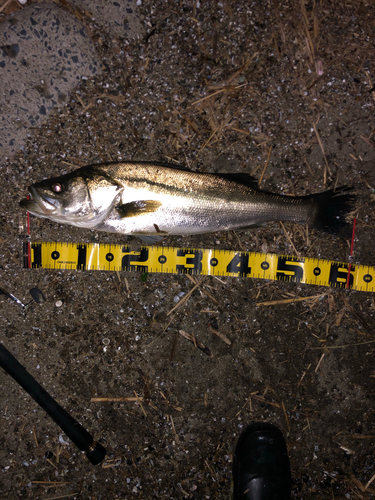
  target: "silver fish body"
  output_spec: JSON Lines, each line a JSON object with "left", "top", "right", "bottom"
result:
{"left": 20, "top": 161, "right": 355, "bottom": 239}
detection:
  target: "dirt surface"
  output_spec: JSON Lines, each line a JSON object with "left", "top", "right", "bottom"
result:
{"left": 1, "top": 1, "right": 375, "bottom": 499}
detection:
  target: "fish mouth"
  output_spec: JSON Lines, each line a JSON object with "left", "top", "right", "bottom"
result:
{"left": 20, "top": 186, "right": 58, "bottom": 216}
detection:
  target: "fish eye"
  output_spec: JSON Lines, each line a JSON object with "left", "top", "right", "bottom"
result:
{"left": 52, "top": 183, "right": 63, "bottom": 193}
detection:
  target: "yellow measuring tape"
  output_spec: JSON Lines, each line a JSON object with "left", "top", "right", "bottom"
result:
{"left": 22, "top": 241, "right": 374, "bottom": 292}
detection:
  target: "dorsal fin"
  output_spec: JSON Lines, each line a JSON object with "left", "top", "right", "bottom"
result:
{"left": 215, "top": 173, "right": 260, "bottom": 189}
{"left": 131, "top": 161, "right": 192, "bottom": 171}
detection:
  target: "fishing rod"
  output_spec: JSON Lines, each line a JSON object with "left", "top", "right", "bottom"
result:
{"left": 0, "top": 343, "right": 106, "bottom": 465}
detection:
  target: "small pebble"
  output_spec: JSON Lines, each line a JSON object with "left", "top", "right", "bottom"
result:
{"left": 55, "top": 300, "right": 63, "bottom": 307}
{"left": 59, "top": 434, "right": 69, "bottom": 445}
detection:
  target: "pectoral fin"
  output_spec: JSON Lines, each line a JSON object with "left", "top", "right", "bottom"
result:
{"left": 116, "top": 200, "right": 162, "bottom": 218}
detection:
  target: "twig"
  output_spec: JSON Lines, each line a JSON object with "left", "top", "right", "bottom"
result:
{"left": 185, "top": 274, "right": 218, "bottom": 303}
{"left": 43, "top": 494, "right": 78, "bottom": 500}
{"left": 60, "top": 160, "right": 84, "bottom": 168}
{"left": 208, "top": 325, "right": 231, "bottom": 346}
{"left": 33, "top": 426, "right": 38, "bottom": 447}
{"left": 91, "top": 397, "right": 143, "bottom": 402}
{"left": 96, "top": 93, "right": 128, "bottom": 104}
{"left": 297, "top": 363, "right": 312, "bottom": 387}
{"left": 167, "top": 277, "right": 206, "bottom": 316}
{"left": 365, "top": 472, "right": 375, "bottom": 490}
{"left": 197, "top": 102, "right": 249, "bottom": 155}
{"left": 134, "top": 390, "right": 147, "bottom": 417}
{"left": 301, "top": 0, "right": 315, "bottom": 63}
{"left": 31, "top": 481, "right": 70, "bottom": 485}
{"left": 250, "top": 394, "right": 280, "bottom": 408}
{"left": 179, "top": 330, "right": 213, "bottom": 357}
{"left": 313, "top": 121, "right": 332, "bottom": 183}
{"left": 360, "top": 134, "right": 375, "bottom": 149}
{"left": 309, "top": 340, "right": 375, "bottom": 350}
{"left": 279, "top": 222, "right": 301, "bottom": 259}
{"left": 169, "top": 414, "right": 180, "bottom": 444}
{"left": 282, "top": 401, "right": 290, "bottom": 433}
{"left": 345, "top": 435, "right": 375, "bottom": 439}
{"left": 329, "top": 109, "right": 348, "bottom": 127}
{"left": 315, "top": 353, "right": 325, "bottom": 372}
{"left": 304, "top": 157, "right": 313, "bottom": 175}
{"left": 46, "top": 458, "right": 58, "bottom": 469}
{"left": 258, "top": 145, "right": 272, "bottom": 187}
{"left": 0, "top": 0, "right": 13, "bottom": 14}
{"left": 75, "top": 93, "right": 85, "bottom": 108}
{"left": 365, "top": 71, "right": 375, "bottom": 102}
{"left": 191, "top": 83, "right": 247, "bottom": 106}
{"left": 226, "top": 56, "right": 256, "bottom": 84}
{"left": 256, "top": 294, "right": 326, "bottom": 306}
{"left": 343, "top": 297, "right": 373, "bottom": 336}
{"left": 272, "top": 0, "right": 286, "bottom": 42}
{"left": 182, "top": 115, "right": 200, "bottom": 134}
{"left": 228, "top": 126, "right": 251, "bottom": 136}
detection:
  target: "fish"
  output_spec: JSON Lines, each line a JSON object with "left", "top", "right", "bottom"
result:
{"left": 20, "top": 161, "right": 356, "bottom": 243}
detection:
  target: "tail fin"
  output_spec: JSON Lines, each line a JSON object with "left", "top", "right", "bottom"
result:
{"left": 307, "top": 186, "right": 356, "bottom": 237}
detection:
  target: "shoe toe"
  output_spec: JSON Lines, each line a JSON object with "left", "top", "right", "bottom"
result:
{"left": 232, "top": 423, "right": 291, "bottom": 500}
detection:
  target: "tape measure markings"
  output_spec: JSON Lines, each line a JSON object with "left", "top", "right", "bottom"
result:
{"left": 21, "top": 241, "right": 374, "bottom": 292}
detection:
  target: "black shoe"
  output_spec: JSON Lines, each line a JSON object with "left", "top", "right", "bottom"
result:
{"left": 231, "top": 422, "right": 291, "bottom": 500}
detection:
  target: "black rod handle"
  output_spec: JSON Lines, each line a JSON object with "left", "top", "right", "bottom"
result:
{"left": 0, "top": 343, "right": 106, "bottom": 465}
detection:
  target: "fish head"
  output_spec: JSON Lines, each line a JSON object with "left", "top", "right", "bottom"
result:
{"left": 20, "top": 168, "right": 123, "bottom": 228}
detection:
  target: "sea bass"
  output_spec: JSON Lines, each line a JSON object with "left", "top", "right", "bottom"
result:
{"left": 20, "top": 161, "right": 355, "bottom": 242}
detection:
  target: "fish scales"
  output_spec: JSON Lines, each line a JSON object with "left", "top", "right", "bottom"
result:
{"left": 20, "top": 161, "right": 356, "bottom": 241}
{"left": 95, "top": 163, "right": 310, "bottom": 235}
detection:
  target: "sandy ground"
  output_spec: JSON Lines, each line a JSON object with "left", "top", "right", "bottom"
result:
{"left": 1, "top": 1, "right": 375, "bottom": 499}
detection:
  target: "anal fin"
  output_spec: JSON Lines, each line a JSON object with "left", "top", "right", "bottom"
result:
{"left": 136, "top": 235, "right": 166, "bottom": 245}
{"left": 234, "top": 223, "right": 266, "bottom": 231}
